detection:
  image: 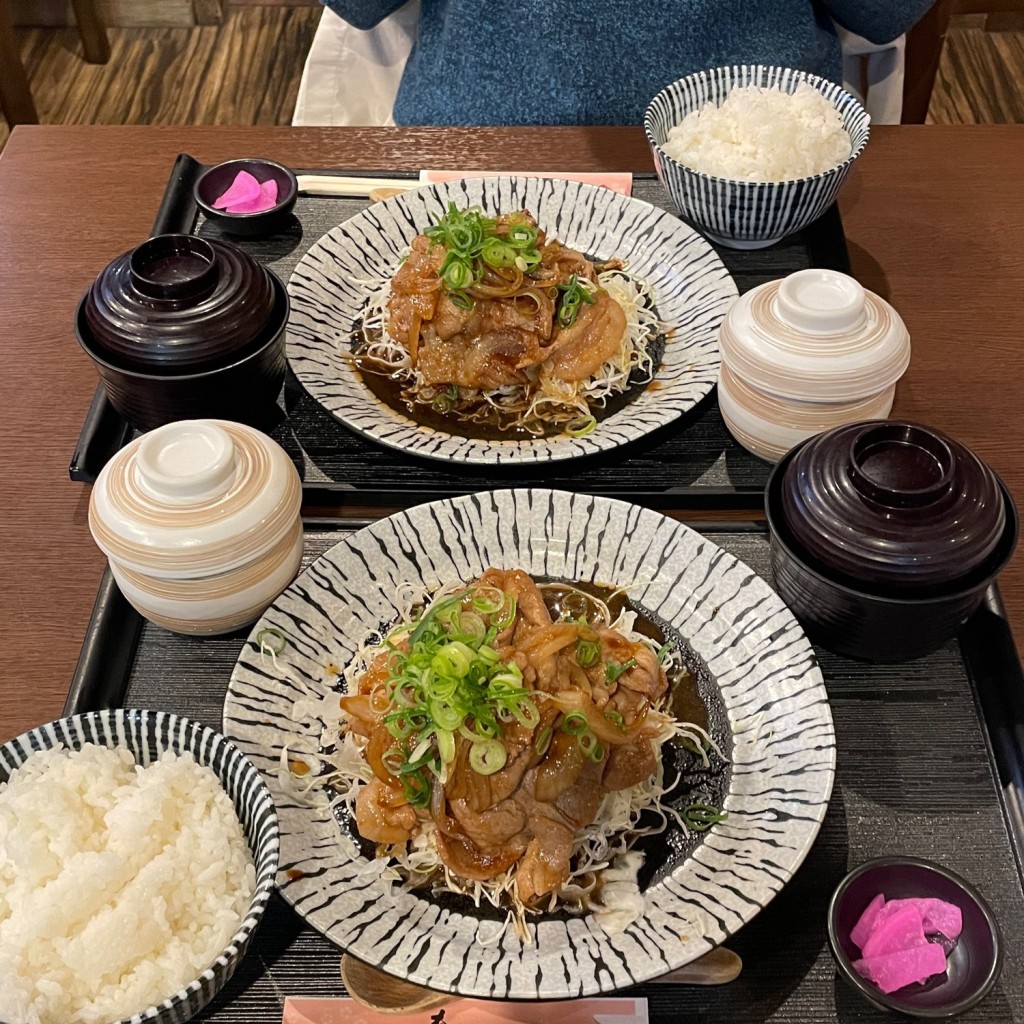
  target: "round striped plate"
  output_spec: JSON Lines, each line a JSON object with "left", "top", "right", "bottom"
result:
{"left": 286, "top": 176, "right": 736, "bottom": 464}
{"left": 223, "top": 489, "right": 835, "bottom": 999}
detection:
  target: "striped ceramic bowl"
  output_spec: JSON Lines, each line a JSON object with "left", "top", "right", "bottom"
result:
{"left": 644, "top": 65, "right": 871, "bottom": 249}
{"left": 0, "top": 709, "right": 279, "bottom": 1024}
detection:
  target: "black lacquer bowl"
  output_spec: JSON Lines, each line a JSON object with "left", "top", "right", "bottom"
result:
{"left": 828, "top": 857, "right": 1002, "bottom": 1017}
{"left": 765, "top": 421, "right": 1019, "bottom": 661}
{"left": 76, "top": 234, "right": 288, "bottom": 432}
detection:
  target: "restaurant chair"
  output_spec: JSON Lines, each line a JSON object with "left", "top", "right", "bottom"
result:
{"left": 902, "top": 0, "right": 955, "bottom": 122}
{"left": 902, "top": 0, "right": 1024, "bottom": 122}
{"left": 0, "top": 0, "right": 110, "bottom": 128}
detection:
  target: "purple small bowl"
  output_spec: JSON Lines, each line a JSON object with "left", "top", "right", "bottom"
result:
{"left": 194, "top": 158, "right": 298, "bottom": 237}
{"left": 828, "top": 857, "right": 1002, "bottom": 1017}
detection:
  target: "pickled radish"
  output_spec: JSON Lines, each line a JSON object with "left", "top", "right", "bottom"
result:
{"left": 854, "top": 943, "right": 949, "bottom": 995}
{"left": 878, "top": 898, "right": 963, "bottom": 942}
{"left": 223, "top": 178, "right": 279, "bottom": 214}
{"left": 851, "top": 893, "right": 885, "bottom": 950}
{"left": 213, "top": 170, "right": 260, "bottom": 208}
{"left": 861, "top": 905, "right": 927, "bottom": 959}
{"left": 847, "top": 891, "right": 962, "bottom": 994}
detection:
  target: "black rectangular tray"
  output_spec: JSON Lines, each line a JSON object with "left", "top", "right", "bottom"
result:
{"left": 70, "top": 156, "right": 850, "bottom": 505}
{"left": 65, "top": 521, "right": 1024, "bottom": 1023}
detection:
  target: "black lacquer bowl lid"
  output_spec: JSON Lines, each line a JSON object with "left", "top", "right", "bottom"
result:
{"left": 81, "top": 234, "right": 277, "bottom": 374}
{"left": 779, "top": 421, "right": 1009, "bottom": 591}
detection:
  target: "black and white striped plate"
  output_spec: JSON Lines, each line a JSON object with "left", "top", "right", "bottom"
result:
{"left": 286, "top": 176, "right": 736, "bottom": 464}
{"left": 223, "top": 489, "right": 835, "bottom": 999}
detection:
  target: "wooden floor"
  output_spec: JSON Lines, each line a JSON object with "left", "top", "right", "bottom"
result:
{"left": 2, "top": 8, "right": 1023, "bottom": 152}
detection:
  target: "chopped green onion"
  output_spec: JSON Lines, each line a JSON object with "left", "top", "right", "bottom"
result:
{"left": 402, "top": 769, "right": 432, "bottom": 807}
{"left": 255, "top": 627, "right": 287, "bottom": 655}
{"left": 534, "top": 725, "right": 553, "bottom": 756}
{"left": 368, "top": 583, "right": 538, "bottom": 792}
{"left": 506, "top": 223, "right": 538, "bottom": 247}
{"left": 578, "top": 731, "right": 604, "bottom": 762}
{"left": 575, "top": 639, "right": 600, "bottom": 667}
{"left": 409, "top": 591, "right": 467, "bottom": 646}
{"left": 566, "top": 415, "right": 597, "bottom": 438}
{"left": 481, "top": 237, "right": 517, "bottom": 269}
{"left": 471, "top": 587, "right": 506, "bottom": 614}
{"left": 432, "top": 641, "right": 475, "bottom": 678}
{"left": 457, "top": 612, "right": 488, "bottom": 644}
{"left": 510, "top": 699, "right": 540, "bottom": 729}
{"left": 383, "top": 711, "right": 420, "bottom": 740}
{"left": 556, "top": 274, "right": 597, "bottom": 328}
{"left": 422, "top": 204, "right": 543, "bottom": 312}
{"left": 604, "top": 709, "right": 625, "bottom": 730}
{"left": 656, "top": 642, "right": 674, "bottom": 664}
{"left": 430, "top": 701, "right": 464, "bottom": 733}
{"left": 469, "top": 739, "right": 508, "bottom": 776}
{"left": 441, "top": 254, "right": 475, "bottom": 291}
{"left": 492, "top": 594, "right": 517, "bottom": 630}
{"left": 561, "top": 710, "right": 589, "bottom": 736}
{"left": 437, "top": 729, "right": 456, "bottom": 765}
{"left": 476, "top": 644, "right": 501, "bottom": 665}
{"left": 683, "top": 803, "right": 726, "bottom": 832}
{"left": 605, "top": 657, "right": 638, "bottom": 683}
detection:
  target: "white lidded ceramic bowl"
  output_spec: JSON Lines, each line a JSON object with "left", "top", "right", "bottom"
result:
{"left": 89, "top": 419, "right": 303, "bottom": 634}
{"left": 644, "top": 65, "right": 870, "bottom": 248}
{"left": 718, "top": 269, "right": 911, "bottom": 462}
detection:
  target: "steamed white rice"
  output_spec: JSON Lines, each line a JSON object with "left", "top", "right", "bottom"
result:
{"left": 663, "top": 81, "right": 853, "bottom": 182}
{"left": 0, "top": 744, "right": 255, "bottom": 1024}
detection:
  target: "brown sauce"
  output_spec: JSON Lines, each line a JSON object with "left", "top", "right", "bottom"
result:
{"left": 349, "top": 316, "right": 666, "bottom": 442}
{"left": 537, "top": 579, "right": 708, "bottom": 735}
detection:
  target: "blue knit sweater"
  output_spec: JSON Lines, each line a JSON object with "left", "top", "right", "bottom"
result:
{"left": 321, "top": 0, "right": 933, "bottom": 126}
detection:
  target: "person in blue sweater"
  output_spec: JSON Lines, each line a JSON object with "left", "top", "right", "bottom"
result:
{"left": 316, "top": 0, "right": 934, "bottom": 126}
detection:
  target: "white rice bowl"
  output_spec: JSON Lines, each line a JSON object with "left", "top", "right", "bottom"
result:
{"left": 662, "top": 81, "right": 852, "bottom": 182}
{"left": 645, "top": 66, "right": 870, "bottom": 247}
{"left": 0, "top": 743, "right": 256, "bottom": 1024}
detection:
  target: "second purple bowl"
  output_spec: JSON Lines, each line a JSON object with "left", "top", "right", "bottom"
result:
{"left": 766, "top": 433, "right": 1019, "bottom": 662}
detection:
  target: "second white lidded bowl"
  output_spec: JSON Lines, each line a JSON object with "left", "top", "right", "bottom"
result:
{"left": 89, "top": 419, "right": 303, "bottom": 634}
{"left": 718, "top": 268, "right": 911, "bottom": 462}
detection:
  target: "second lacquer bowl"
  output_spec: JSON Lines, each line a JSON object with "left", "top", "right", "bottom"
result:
{"left": 765, "top": 421, "right": 1019, "bottom": 661}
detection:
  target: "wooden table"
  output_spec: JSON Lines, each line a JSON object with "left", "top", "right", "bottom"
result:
{"left": 0, "top": 124, "right": 1021, "bottom": 745}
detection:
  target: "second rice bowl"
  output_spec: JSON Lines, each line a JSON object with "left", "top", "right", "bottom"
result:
{"left": 644, "top": 65, "right": 870, "bottom": 248}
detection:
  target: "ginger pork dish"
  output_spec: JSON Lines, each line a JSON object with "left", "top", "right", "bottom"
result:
{"left": 352, "top": 205, "right": 661, "bottom": 439}
{"left": 325, "top": 568, "right": 725, "bottom": 933}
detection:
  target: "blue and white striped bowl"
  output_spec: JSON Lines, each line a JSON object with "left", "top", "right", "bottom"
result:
{"left": 644, "top": 65, "right": 871, "bottom": 249}
{"left": 0, "top": 709, "right": 280, "bottom": 1024}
